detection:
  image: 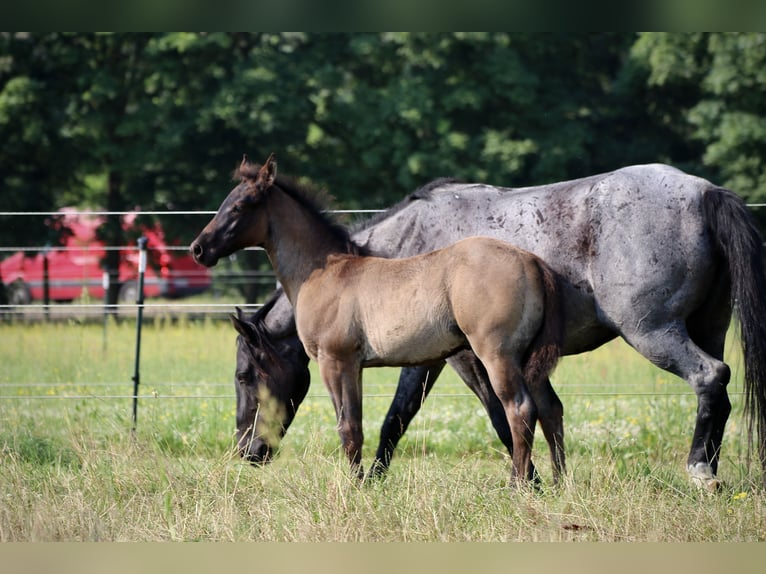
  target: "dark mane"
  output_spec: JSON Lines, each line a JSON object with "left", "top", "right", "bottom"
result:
{"left": 250, "top": 288, "right": 282, "bottom": 323}
{"left": 237, "top": 160, "right": 368, "bottom": 256}
{"left": 355, "top": 177, "right": 463, "bottom": 232}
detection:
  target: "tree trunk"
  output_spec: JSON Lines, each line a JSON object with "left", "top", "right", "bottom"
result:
{"left": 104, "top": 170, "right": 124, "bottom": 310}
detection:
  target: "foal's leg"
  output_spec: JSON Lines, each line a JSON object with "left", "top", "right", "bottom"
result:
{"left": 452, "top": 351, "right": 568, "bottom": 483}
{"left": 470, "top": 343, "right": 538, "bottom": 483}
{"left": 370, "top": 353, "right": 523, "bottom": 481}
{"left": 318, "top": 355, "right": 365, "bottom": 477}
{"left": 526, "top": 375, "right": 565, "bottom": 483}
{"left": 447, "top": 351, "right": 516, "bottom": 461}
{"left": 370, "top": 361, "right": 447, "bottom": 478}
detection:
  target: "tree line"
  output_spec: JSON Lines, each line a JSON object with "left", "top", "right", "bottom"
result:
{"left": 2, "top": 33, "right": 766, "bottom": 301}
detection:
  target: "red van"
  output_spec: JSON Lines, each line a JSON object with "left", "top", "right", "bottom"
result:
{"left": 1, "top": 209, "right": 211, "bottom": 305}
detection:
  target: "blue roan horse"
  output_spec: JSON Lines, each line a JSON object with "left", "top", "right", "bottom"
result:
{"left": 193, "top": 159, "right": 766, "bottom": 489}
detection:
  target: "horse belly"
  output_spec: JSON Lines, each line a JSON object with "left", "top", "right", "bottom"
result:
{"left": 362, "top": 305, "right": 466, "bottom": 367}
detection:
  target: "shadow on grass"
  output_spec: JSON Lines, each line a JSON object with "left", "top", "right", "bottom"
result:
{"left": 3, "top": 433, "right": 81, "bottom": 469}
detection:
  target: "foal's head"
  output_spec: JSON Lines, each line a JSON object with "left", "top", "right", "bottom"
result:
{"left": 230, "top": 300, "right": 310, "bottom": 465}
{"left": 192, "top": 152, "right": 360, "bottom": 268}
{"left": 191, "top": 154, "right": 278, "bottom": 267}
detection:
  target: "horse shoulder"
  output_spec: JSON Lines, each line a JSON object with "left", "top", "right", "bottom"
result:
{"left": 295, "top": 258, "right": 367, "bottom": 359}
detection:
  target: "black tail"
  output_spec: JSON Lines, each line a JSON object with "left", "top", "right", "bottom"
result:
{"left": 523, "top": 257, "right": 564, "bottom": 385}
{"left": 704, "top": 187, "right": 766, "bottom": 484}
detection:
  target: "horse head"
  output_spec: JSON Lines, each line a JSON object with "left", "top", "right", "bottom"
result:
{"left": 230, "top": 302, "right": 310, "bottom": 465}
{"left": 191, "top": 154, "right": 277, "bottom": 267}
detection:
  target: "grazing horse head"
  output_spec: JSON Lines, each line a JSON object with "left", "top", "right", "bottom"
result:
{"left": 230, "top": 297, "right": 310, "bottom": 464}
{"left": 191, "top": 154, "right": 277, "bottom": 268}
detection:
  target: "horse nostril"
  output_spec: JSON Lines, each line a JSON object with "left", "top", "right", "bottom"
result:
{"left": 256, "top": 443, "right": 272, "bottom": 463}
{"left": 241, "top": 442, "right": 272, "bottom": 466}
{"left": 191, "top": 242, "right": 203, "bottom": 261}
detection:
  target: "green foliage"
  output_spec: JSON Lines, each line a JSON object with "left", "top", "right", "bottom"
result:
{"left": 4, "top": 32, "right": 766, "bottom": 267}
{"left": 631, "top": 33, "right": 766, "bottom": 205}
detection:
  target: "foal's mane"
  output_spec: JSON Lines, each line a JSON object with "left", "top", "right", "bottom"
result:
{"left": 236, "top": 160, "right": 368, "bottom": 256}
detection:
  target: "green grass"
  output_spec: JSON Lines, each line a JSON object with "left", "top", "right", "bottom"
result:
{"left": 0, "top": 320, "right": 764, "bottom": 541}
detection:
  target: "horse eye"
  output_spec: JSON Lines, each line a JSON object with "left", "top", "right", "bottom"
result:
{"left": 231, "top": 203, "right": 241, "bottom": 214}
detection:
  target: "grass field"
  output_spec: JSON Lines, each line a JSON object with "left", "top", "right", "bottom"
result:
{"left": 0, "top": 317, "right": 764, "bottom": 541}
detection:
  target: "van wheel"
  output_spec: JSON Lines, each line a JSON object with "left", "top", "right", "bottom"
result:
{"left": 118, "top": 281, "right": 137, "bottom": 304}
{"left": 7, "top": 280, "right": 31, "bottom": 306}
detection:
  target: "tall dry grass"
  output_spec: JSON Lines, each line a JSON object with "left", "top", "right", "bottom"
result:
{"left": 0, "top": 320, "right": 764, "bottom": 541}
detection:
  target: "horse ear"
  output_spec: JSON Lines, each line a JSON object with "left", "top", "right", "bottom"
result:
{"left": 256, "top": 153, "right": 277, "bottom": 190}
{"left": 230, "top": 313, "right": 254, "bottom": 339}
{"left": 241, "top": 154, "right": 249, "bottom": 170}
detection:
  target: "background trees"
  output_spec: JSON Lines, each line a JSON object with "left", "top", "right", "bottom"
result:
{"left": 2, "top": 33, "right": 765, "bottom": 300}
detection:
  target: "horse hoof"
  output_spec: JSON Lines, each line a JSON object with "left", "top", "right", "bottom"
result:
{"left": 364, "top": 460, "right": 388, "bottom": 482}
{"left": 691, "top": 475, "right": 722, "bottom": 492}
{"left": 687, "top": 462, "right": 722, "bottom": 492}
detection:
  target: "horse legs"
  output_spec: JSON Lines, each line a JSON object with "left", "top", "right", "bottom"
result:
{"left": 452, "top": 350, "right": 566, "bottom": 483}
{"left": 470, "top": 346, "right": 538, "bottom": 483}
{"left": 447, "top": 351, "right": 516, "bottom": 460}
{"left": 369, "top": 361, "right": 446, "bottom": 478}
{"left": 526, "top": 375, "right": 565, "bottom": 484}
{"left": 686, "top": 275, "right": 734, "bottom": 485}
{"left": 318, "top": 355, "right": 365, "bottom": 477}
{"left": 369, "top": 350, "right": 527, "bottom": 480}
{"left": 621, "top": 320, "right": 731, "bottom": 489}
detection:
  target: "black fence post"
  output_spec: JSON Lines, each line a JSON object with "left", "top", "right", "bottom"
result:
{"left": 131, "top": 236, "right": 147, "bottom": 433}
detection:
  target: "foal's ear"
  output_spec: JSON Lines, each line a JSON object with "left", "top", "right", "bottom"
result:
{"left": 256, "top": 153, "right": 277, "bottom": 190}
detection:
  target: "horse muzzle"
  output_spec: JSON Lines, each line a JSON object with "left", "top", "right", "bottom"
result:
{"left": 190, "top": 240, "right": 218, "bottom": 268}
{"left": 238, "top": 437, "right": 273, "bottom": 466}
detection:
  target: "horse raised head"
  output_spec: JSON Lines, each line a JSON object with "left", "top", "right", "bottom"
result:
{"left": 191, "top": 154, "right": 277, "bottom": 267}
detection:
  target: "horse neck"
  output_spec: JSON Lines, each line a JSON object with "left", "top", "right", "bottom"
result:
{"left": 262, "top": 291, "right": 297, "bottom": 336}
{"left": 263, "top": 187, "right": 349, "bottom": 304}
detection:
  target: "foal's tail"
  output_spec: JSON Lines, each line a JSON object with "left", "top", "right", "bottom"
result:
{"left": 522, "top": 258, "right": 565, "bottom": 385}
{"left": 704, "top": 186, "right": 766, "bottom": 484}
